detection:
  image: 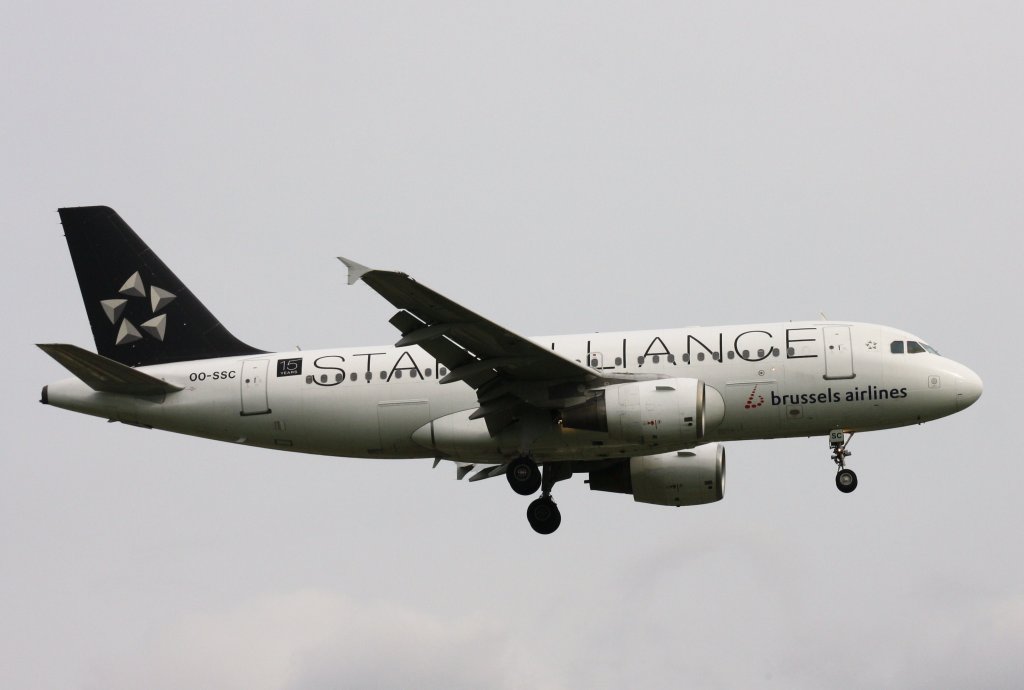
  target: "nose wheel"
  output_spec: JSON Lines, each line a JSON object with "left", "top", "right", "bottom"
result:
{"left": 830, "top": 429, "right": 858, "bottom": 494}
{"left": 836, "top": 467, "right": 858, "bottom": 493}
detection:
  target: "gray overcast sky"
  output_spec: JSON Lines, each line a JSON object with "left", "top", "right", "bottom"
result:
{"left": 3, "top": 2, "right": 1022, "bottom": 688}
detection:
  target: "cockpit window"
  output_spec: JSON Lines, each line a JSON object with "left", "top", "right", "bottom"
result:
{"left": 891, "top": 340, "right": 940, "bottom": 355}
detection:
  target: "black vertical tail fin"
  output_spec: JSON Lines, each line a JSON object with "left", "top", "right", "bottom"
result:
{"left": 58, "top": 206, "right": 265, "bottom": 367}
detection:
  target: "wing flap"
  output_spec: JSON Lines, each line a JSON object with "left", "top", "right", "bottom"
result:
{"left": 468, "top": 464, "right": 509, "bottom": 482}
{"left": 388, "top": 309, "right": 495, "bottom": 389}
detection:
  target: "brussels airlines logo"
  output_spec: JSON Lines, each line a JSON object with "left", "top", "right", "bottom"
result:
{"left": 744, "top": 385, "right": 765, "bottom": 409}
{"left": 100, "top": 271, "right": 177, "bottom": 346}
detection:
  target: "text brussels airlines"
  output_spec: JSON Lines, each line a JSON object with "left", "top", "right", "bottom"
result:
{"left": 772, "top": 386, "right": 909, "bottom": 406}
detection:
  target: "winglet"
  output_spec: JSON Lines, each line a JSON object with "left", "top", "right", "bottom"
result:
{"left": 337, "top": 256, "right": 373, "bottom": 285}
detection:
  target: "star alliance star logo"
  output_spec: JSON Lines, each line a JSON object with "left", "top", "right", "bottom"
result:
{"left": 100, "top": 271, "right": 176, "bottom": 345}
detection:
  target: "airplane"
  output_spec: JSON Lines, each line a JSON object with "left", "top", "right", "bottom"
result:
{"left": 38, "top": 206, "right": 983, "bottom": 534}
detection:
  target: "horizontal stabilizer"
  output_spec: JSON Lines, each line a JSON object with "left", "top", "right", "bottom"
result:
{"left": 37, "top": 343, "right": 182, "bottom": 395}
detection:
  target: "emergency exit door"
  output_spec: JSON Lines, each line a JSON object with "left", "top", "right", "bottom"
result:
{"left": 822, "top": 326, "right": 855, "bottom": 380}
{"left": 240, "top": 359, "right": 271, "bottom": 415}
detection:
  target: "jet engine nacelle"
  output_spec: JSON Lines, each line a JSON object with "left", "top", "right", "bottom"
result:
{"left": 561, "top": 378, "right": 725, "bottom": 450}
{"left": 587, "top": 442, "right": 726, "bottom": 506}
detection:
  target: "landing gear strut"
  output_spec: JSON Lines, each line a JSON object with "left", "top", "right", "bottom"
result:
{"left": 830, "top": 429, "right": 858, "bottom": 493}
{"left": 526, "top": 463, "right": 571, "bottom": 535}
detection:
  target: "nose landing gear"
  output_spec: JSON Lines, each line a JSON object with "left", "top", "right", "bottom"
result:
{"left": 830, "top": 429, "right": 858, "bottom": 493}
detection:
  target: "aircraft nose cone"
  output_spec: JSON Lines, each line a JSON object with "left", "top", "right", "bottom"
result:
{"left": 956, "top": 368, "right": 983, "bottom": 410}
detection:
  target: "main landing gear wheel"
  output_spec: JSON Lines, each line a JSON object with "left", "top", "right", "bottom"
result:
{"left": 522, "top": 462, "right": 571, "bottom": 534}
{"left": 836, "top": 468, "right": 858, "bottom": 493}
{"left": 506, "top": 456, "right": 542, "bottom": 496}
{"left": 527, "top": 496, "right": 561, "bottom": 535}
{"left": 829, "top": 429, "right": 858, "bottom": 494}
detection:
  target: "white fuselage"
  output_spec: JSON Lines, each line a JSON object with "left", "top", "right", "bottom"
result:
{"left": 44, "top": 321, "right": 981, "bottom": 463}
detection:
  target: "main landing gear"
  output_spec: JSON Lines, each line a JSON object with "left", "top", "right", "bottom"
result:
{"left": 527, "top": 495, "right": 560, "bottom": 535}
{"left": 506, "top": 456, "right": 542, "bottom": 495}
{"left": 506, "top": 457, "right": 569, "bottom": 534}
{"left": 830, "top": 429, "right": 858, "bottom": 493}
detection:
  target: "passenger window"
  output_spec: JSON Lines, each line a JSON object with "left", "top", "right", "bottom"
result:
{"left": 907, "top": 341, "right": 926, "bottom": 354}
{"left": 425, "top": 368, "right": 433, "bottom": 378}
{"left": 890, "top": 341, "right": 904, "bottom": 354}
{"left": 350, "top": 372, "right": 358, "bottom": 381}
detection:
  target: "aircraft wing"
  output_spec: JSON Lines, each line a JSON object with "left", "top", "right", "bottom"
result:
{"left": 339, "top": 257, "right": 598, "bottom": 430}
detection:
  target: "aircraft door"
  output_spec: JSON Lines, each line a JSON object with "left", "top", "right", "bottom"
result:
{"left": 823, "top": 326, "right": 855, "bottom": 380}
{"left": 240, "top": 359, "right": 271, "bottom": 415}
